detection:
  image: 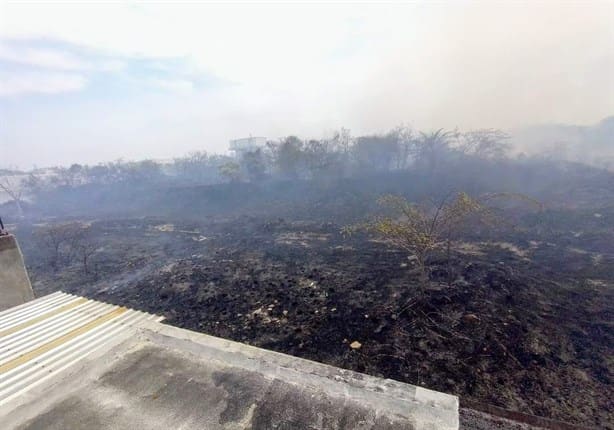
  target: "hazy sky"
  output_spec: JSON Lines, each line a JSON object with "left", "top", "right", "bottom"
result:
{"left": 1, "top": 1, "right": 612, "bottom": 169}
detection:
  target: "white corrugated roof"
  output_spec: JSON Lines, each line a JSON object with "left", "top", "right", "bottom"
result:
{"left": 0, "top": 291, "right": 162, "bottom": 406}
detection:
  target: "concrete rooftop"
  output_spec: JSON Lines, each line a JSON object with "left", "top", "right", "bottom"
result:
{"left": 0, "top": 292, "right": 459, "bottom": 430}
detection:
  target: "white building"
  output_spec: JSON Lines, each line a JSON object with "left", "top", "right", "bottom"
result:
{"left": 229, "top": 137, "right": 267, "bottom": 157}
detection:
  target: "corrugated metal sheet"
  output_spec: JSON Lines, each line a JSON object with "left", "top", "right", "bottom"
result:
{"left": 0, "top": 292, "right": 162, "bottom": 406}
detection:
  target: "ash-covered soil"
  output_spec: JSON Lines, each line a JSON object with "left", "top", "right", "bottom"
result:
{"left": 22, "top": 215, "right": 614, "bottom": 428}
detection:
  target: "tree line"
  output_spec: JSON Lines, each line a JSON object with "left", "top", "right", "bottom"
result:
{"left": 15, "top": 127, "right": 510, "bottom": 195}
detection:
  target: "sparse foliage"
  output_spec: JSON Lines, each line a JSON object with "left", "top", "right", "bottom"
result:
{"left": 345, "top": 191, "right": 541, "bottom": 285}
{"left": 344, "top": 192, "right": 494, "bottom": 284}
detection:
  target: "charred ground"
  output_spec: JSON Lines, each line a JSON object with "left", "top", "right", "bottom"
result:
{"left": 14, "top": 204, "right": 613, "bottom": 428}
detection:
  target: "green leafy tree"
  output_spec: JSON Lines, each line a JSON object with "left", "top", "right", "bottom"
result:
{"left": 242, "top": 149, "right": 267, "bottom": 182}
{"left": 268, "top": 136, "right": 305, "bottom": 179}
{"left": 218, "top": 161, "right": 242, "bottom": 183}
{"left": 414, "top": 129, "right": 456, "bottom": 175}
{"left": 352, "top": 134, "right": 399, "bottom": 171}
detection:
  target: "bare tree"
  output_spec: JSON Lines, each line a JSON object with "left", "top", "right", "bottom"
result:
{"left": 22, "top": 172, "right": 47, "bottom": 195}
{"left": 172, "top": 151, "right": 227, "bottom": 185}
{"left": 458, "top": 129, "right": 510, "bottom": 160}
{"left": 34, "top": 222, "right": 88, "bottom": 271}
{"left": 332, "top": 127, "right": 352, "bottom": 154}
{"left": 390, "top": 126, "right": 415, "bottom": 170}
{"left": 73, "top": 226, "right": 98, "bottom": 275}
{"left": 0, "top": 176, "right": 25, "bottom": 217}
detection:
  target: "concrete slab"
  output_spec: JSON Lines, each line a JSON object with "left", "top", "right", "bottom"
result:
{"left": 0, "top": 293, "right": 459, "bottom": 429}
{"left": 0, "top": 234, "right": 34, "bottom": 311}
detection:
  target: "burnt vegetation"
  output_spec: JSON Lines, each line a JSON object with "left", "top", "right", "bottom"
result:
{"left": 3, "top": 125, "right": 614, "bottom": 428}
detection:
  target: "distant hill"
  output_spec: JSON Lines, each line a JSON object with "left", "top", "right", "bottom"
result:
{"left": 511, "top": 116, "right": 614, "bottom": 170}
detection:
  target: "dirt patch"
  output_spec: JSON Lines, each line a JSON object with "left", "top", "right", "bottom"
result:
{"left": 492, "top": 242, "right": 530, "bottom": 259}
{"left": 275, "top": 231, "right": 331, "bottom": 247}
{"left": 152, "top": 223, "right": 175, "bottom": 232}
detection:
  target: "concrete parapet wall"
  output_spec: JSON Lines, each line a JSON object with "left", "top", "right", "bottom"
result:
{"left": 141, "top": 320, "right": 460, "bottom": 429}
{"left": 0, "top": 234, "right": 34, "bottom": 311}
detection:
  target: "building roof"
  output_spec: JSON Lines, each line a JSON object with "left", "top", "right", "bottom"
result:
{"left": 0, "top": 292, "right": 459, "bottom": 429}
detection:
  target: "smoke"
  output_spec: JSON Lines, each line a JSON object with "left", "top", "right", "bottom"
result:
{"left": 348, "top": 2, "right": 614, "bottom": 132}
{"left": 0, "top": 2, "right": 612, "bottom": 168}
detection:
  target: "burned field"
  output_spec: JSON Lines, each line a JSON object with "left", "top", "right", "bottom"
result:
{"left": 19, "top": 211, "right": 614, "bottom": 429}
